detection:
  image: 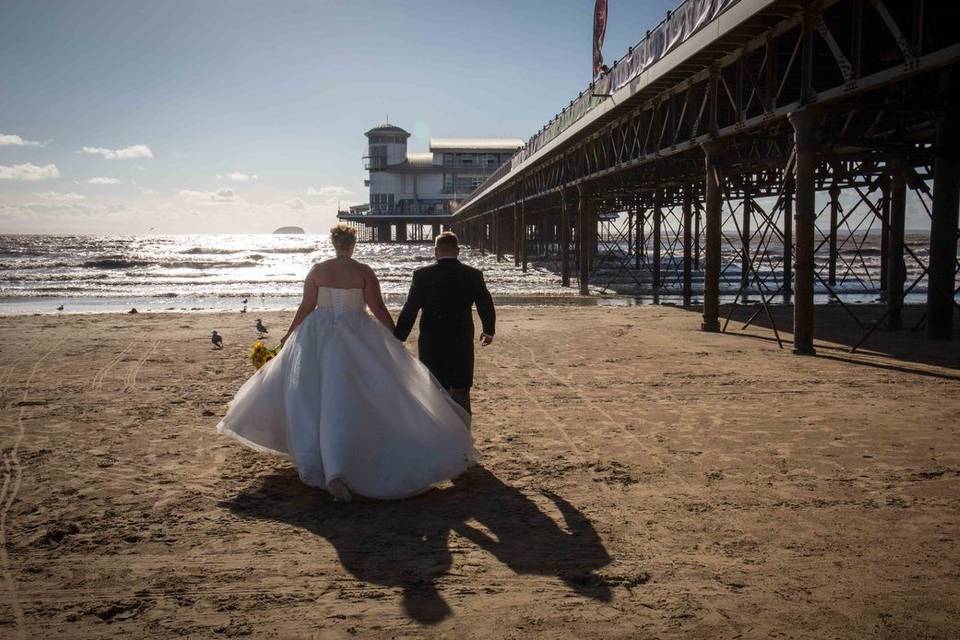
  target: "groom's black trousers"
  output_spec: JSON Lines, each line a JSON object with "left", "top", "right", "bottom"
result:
{"left": 448, "top": 388, "right": 471, "bottom": 415}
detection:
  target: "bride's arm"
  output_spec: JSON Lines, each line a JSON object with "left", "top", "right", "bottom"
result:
{"left": 280, "top": 269, "right": 319, "bottom": 345}
{"left": 362, "top": 266, "right": 395, "bottom": 333}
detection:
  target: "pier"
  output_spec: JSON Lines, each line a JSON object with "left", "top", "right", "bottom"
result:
{"left": 451, "top": 0, "right": 960, "bottom": 351}
{"left": 336, "top": 212, "right": 451, "bottom": 243}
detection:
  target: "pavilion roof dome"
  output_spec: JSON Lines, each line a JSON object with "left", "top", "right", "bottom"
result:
{"left": 365, "top": 123, "right": 410, "bottom": 137}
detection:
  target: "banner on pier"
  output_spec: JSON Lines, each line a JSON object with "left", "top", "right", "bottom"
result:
{"left": 509, "top": 0, "right": 741, "bottom": 173}
{"left": 593, "top": 0, "right": 608, "bottom": 79}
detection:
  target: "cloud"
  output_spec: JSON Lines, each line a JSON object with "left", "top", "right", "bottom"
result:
{"left": 0, "top": 163, "right": 60, "bottom": 181}
{"left": 307, "top": 186, "right": 351, "bottom": 197}
{"left": 217, "top": 172, "right": 258, "bottom": 182}
{"left": 285, "top": 197, "right": 307, "bottom": 210}
{"left": 130, "top": 180, "right": 155, "bottom": 195}
{"left": 87, "top": 177, "right": 122, "bottom": 185}
{"left": 34, "top": 190, "right": 86, "bottom": 202}
{"left": 81, "top": 144, "right": 153, "bottom": 160}
{"left": 0, "top": 133, "right": 45, "bottom": 147}
{"left": 179, "top": 188, "right": 241, "bottom": 203}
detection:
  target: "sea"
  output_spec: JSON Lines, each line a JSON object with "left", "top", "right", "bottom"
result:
{"left": 0, "top": 234, "right": 566, "bottom": 315}
{"left": 0, "top": 233, "right": 932, "bottom": 315}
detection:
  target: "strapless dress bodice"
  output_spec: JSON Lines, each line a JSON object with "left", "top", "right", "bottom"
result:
{"left": 315, "top": 286, "right": 365, "bottom": 315}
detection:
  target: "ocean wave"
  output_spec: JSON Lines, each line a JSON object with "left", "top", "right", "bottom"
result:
{"left": 0, "top": 261, "right": 82, "bottom": 270}
{"left": 0, "top": 273, "right": 111, "bottom": 282}
{"left": 0, "top": 250, "right": 47, "bottom": 258}
{"left": 179, "top": 247, "right": 245, "bottom": 255}
{"left": 111, "top": 277, "right": 303, "bottom": 286}
{"left": 165, "top": 259, "right": 264, "bottom": 269}
{"left": 84, "top": 257, "right": 263, "bottom": 270}
{"left": 259, "top": 246, "right": 317, "bottom": 254}
{"left": 83, "top": 257, "right": 154, "bottom": 269}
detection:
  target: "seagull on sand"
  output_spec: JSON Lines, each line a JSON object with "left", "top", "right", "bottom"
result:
{"left": 256, "top": 319, "right": 268, "bottom": 337}
{"left": 240, "top": 306, "right": 247, "bottom": 314}
{"left": 56, "top": 305, "right": 64, "bottom": 311}
{"left": 241, "top": 298, "right": 248, "bottom": 304}
{"left": 211, "top": 331, "right": 223, "bottom": 349}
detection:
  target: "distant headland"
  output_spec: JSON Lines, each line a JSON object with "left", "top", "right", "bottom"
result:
{"left": 273, "top": 226, "right": 305, "bottom": 234}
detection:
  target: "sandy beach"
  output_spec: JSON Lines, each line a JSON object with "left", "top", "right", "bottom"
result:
{"left": 1, "top": 304, "right": 958, "bottom": 639}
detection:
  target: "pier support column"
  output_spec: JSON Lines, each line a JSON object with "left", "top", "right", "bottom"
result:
{"left": 495, "top": 211, "right": 503, "bottom": 262}
{"left": 887, "top": 156, "right": 907, "bottom": 330}
{"left": 634, "top": 203, "right": 644, "bottom": 270}
{"left": 577, "top": 185, "right": 591, "bottom": 295}
{"left": 828, "top": 183, "right": 840, "bottom": 287}
{"left": 479, "top": 218, "right": 486, "bottom": 256}
{"left": 653, "top": 188, "right": 662, "bottom": 289}
{"left": 783, "top": 177, "right": 794, "bottom": 303}
{"left": 521, "top": 200, "right": 528, "bottom": 273}
{"left": 507, "top": 212, "right": 513, "bottom": 258}
{"left": 741, "top": 182, "right": 752, "bottom": 293}
{"left": 432, "top": 224, "right": 440, "bottom": 240}
{"left": 879, "top": 176, "right": 891, "bottom": 295}
{"left": 513, "top": 203, "right": 521, "bottom": 267}
{"left": 790, "top": 110, "right": 818, "bottom": 356}
{"left": 926, "top": 118, "right": 960, "bottom": 339}
{"left": 396, "top": 222, "right": 407, "bottom": 243}
{"left": 694, "top": 198, "right": 702, "bottom": 271}
{"left": 560, "top": 191, "right": 571, "bottom": 286}
{"left": 701, "top": 141, "right": 724, "bottom": 332}
{"left": 682, "top": 184, "right": 693, "bottom": 304}
{"left": 536, "top": 214, "right": 545, "bottom": 261}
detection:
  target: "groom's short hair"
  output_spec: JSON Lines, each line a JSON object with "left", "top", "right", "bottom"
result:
{"left": 435, "top": 231, "right": 459, "bottom": 253}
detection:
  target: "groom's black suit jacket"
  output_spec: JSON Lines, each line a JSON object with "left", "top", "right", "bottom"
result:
{"left": 394, "top": 258, "right": 495, "bottom": 389}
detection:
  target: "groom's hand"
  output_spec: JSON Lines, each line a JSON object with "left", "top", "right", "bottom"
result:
{"left": 480, "top": 333, "right": 494, "bottom": 346}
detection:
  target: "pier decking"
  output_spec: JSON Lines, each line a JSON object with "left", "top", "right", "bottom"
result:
{"left": 451, "top": 0, "right": 960, "bottom": 351}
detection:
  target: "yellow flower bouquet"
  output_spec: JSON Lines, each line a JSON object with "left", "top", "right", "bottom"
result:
{"left": 250, "top": 340, "right": 281, "bottom": 369}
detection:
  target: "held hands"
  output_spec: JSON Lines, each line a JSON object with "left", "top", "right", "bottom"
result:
{"left": 480, "top": 333, "right": 494, "bottom": 347}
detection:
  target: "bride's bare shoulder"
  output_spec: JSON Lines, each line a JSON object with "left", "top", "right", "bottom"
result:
{"left": 312, "top": 257, "right": 337, "bottom": 268}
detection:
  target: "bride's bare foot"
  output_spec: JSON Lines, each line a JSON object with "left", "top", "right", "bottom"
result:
{"left": 327, "top": 478, "right": 352, "bottom": 502}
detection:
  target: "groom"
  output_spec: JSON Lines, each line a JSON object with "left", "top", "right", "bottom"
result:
{"left": 395, "top": 231, "right": 495, "bottom": 414}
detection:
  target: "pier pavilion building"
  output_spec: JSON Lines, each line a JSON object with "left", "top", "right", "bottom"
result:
{"left": 337, "top": 124, "right": 523, "bottom": 242}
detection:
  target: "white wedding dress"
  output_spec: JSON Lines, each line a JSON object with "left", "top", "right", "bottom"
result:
{"left": 217, "top": 286, "right": 476, "bottom": 500}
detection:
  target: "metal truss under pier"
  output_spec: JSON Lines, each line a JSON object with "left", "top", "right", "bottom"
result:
{"left": 451, "top": 0, "right": 960, "bottom": 352}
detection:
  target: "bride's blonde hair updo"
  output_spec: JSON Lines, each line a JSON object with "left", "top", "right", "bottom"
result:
{"left": 330, "top": 224, "right": 357, "bottom": 254}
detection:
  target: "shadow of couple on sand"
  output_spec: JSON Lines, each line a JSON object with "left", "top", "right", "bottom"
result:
{"left": 221, "top": 465, "right": 612, "bottom": 624}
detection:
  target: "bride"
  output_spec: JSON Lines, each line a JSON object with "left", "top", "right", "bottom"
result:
{"left": 217, "top": 225, "right": 475, "bottom": 501}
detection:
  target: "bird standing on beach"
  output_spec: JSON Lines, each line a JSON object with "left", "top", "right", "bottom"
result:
{"left": 241, "top": 298, "right": 248, "bottom": 304}
{"left": 56, "top": 305, "right": 64, "bottom": 311}
{"left": 211, "top": 331, "right": 223, "bottom": 349}
{"left": 256, "top": 319, "right": 268, "bottom": 337}
{"left": 240, "top": 306, "right": 247, "bottom": 314}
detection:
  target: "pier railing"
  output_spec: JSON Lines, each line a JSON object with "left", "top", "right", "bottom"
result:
{"left": 458, "top": 0, "right": 743, "bottom": 211}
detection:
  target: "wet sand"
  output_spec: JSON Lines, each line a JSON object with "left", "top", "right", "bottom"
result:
{"left": 1, "top": 304, "right": 958, "bottom": 639}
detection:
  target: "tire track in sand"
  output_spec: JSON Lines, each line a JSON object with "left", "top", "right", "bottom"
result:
{"left": 0, "top": 341, "right": 61, "bottom": 639}
{"left": 91, "top": 343, "right": 134, "bottom": 391}
{"left": 122, "top": 339, "right": 160, "bottom": 391}
{"left": 500, "top": 335, "right": 692, "bottom": 489}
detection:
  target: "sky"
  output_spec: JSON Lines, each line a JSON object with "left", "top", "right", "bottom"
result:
{"left": 0, "top": 0, "right": 682, "bottom": 235}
